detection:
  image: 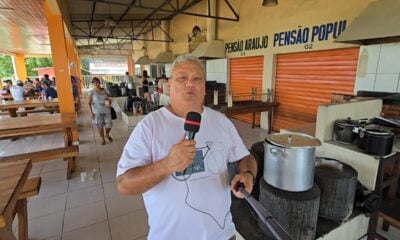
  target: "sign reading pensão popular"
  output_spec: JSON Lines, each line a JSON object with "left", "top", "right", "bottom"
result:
{"left": 225, "top": 20, "right": 347, "bottom": 53}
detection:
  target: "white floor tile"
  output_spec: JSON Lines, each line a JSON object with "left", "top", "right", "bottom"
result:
{"left": 46, "top": 236, "right": 61, "bottom": 240}
{"left": 109, "top": 209, "right": 148, "bottom": 240}
{"left": 63, "top": 201, "right": 107, "bottom": 233}
{"left": 28, "top": 211, "right": 64, "bottom": 240}
{"left": 67, "top": 172, "right": 102, "bottom": 192}
{"left": 105, "top": 195, "right": 145, "bottom": 219}
{"left": 62, "top": 221, "right": 111, "bottom": 240}
{"left": 30, "top": 163, "right": 44, "bottom": 177}
{"left": 103, "top": 182, "right": 120, "bottom": 199}
{"left": 41, "top": 169, "right": 68, "bottom": 184}
{"left": 28, "top": 194, "right": 66, "bottom": 220}
{"left": 66, "top": 185, "right": 104, "bottom": 209}
{"left": 41, "top": 159, "right": 68, "bottom": 173}
{"left": 34, "top": 181, "right": 68, "bottom": 200}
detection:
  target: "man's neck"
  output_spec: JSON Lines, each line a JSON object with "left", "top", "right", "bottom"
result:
{"left": 166, "top": 104, "right": 203, "bottom": 118}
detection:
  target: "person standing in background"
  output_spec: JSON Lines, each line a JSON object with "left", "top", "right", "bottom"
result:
{"left": 71, "top": 76, "right": 81, "bottom": 108}
{"left": 157, "top": 73, "right": 169, "bottom": 106}
{"left": 142, "top": 70, "right": 150, "bottom": 101}
{"left": 41, "top": 74, "right": 51, "bottom": 85}
{"left": 123, "top": 71, "right": 135, "bottom": 95}
{"left": 88, "top": 77, "right": 113, "bottom": 145}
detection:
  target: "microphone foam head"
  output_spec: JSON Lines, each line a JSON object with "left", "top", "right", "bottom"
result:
{"left": 184, "top": 112, "right": 201, "bottom": 133}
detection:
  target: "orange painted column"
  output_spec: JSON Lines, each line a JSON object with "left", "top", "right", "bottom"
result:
{"left": 13, "top": 53, "right": 27, "bottom": 80}
{"left": 44, "top": 2, "right": 74, "bottom": 113}
{"left": 127, "top": 56, "right": 134, "bottom": 75}
{"left": 44, "top": 1, "right": 78, "bottom": 141}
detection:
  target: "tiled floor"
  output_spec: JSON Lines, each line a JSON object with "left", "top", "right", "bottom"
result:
{"left": 1, "top": 98, "right": 398, "bottom": 240}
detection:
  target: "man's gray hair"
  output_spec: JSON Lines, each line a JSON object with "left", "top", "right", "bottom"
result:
{"left": 171, "top": 54, "right": 205, "bottom": 76}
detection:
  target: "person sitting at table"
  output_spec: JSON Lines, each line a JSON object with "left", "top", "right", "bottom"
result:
{"left": 7, "top": 80, "right": 25, "bottom": 101}
{"left": 4, "top": 80, "right": 27, "bottom": 117}
{"left": 41, "top": 81, "right": 57, "bottom": 99}
{"left": 32, "top": 78, "right": 42, "bottom": 93}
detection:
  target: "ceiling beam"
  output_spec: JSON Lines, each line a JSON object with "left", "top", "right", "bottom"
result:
{"left": 79, "top": 0, "right": 239, "bottom": 21}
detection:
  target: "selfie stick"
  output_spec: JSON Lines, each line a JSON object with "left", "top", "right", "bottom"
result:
{"left": 238, "top": 186, "right": 292, "bottom": 240}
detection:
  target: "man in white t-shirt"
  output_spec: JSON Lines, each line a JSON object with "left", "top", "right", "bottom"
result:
{"left": 117, "top": 54, "right": 257, "bottom": 240}
{"left": 7, "top": 80, "right": 25, "bottom": 101}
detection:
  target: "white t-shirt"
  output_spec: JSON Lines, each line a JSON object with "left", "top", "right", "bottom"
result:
{"left": 10, "top": 85, "right": 25, "bottom": 101}
{"left": 117, "top": 107, "right": 249, "bottom": 240}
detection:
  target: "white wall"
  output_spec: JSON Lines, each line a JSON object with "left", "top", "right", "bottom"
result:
{"left": 206, "top": 59, "right": 227, "bottom": 83}
{"left": 354, "top": 42, "right": 400, "bottom": 94}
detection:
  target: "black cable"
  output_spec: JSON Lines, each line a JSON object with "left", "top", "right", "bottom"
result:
{"left": 183, "top": 177, "right": 230, "bottom": 230}
{"left": 170, "top": 144, "right": 230, "bottom": 229}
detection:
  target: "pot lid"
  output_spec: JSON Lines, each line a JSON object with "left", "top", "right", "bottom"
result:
{"left": 335, "top": 117, "right": 360, "bottom": 127}
{"left": 265, "top": 133, "right": 321, "bottom": 148}
{"left": 364, "top": 128, "right": 394, "bottom": 136}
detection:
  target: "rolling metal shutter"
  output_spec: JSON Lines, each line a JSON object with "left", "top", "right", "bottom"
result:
{"left": 230, "top": 56, "right": 264, "bottom": 124}
{"left": 273, "top": 48, "right": 359, "bottom": 131}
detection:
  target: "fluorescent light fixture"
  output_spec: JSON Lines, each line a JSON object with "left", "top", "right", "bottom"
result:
{"left": 96, "top": 37, "right": 104, "bottom": 43}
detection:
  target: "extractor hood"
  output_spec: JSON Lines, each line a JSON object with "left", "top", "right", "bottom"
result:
{"left": 153, "top": 51, "right": 174, "bottom": 63}
{"left": 192, "top": 40, "right": 225, "bottom": 59}
{"left": 135, "top": 56, "right": 153, "bottom": 65}
{"left": 335, "top": 0, "right": 400, "bottom": 45}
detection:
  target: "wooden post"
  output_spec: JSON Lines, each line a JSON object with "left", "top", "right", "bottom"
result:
{"left": 315, "top": 158, "right": 358, "bottom": 221}
{"left": 17, "top": 198, "right": 28, "bottom": 240}
{"left": 259, "top": 180, "right": 320, "bottom": 240}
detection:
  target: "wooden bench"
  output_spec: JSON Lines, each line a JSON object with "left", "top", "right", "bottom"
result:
{"left": 0, "top": 146, "right": 79, "bottom": 179}
{"left": 11, "top": 177, "right": 41, "bottom": 240}
{"left": 0, "top": 108, "right": 59, "bottom": 116}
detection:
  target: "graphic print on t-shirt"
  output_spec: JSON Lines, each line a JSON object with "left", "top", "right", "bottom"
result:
{"left": 175, "top": 141, "right": 224, "bottom": 177}
{"left": 175, "top": 150, "right": 204, "bottom": 176}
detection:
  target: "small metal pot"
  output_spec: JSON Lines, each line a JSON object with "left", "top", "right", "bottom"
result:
{"left": 357, "top": 128, "right": 394, "bottom": 156}
{"left": 263, "top": 133, "right": 321, "bottom": 192}
{"left": 333, "top": 118, "right": 360, "bottom": 144}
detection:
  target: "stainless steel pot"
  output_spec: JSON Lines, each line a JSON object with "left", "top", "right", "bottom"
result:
{"left": 263, "top": 133, "right": 321, "bottom": 192}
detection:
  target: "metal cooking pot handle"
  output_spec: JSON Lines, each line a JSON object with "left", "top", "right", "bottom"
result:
{"left": 270, "top": 147, "right": 287, "bottom": 158}
{"left": 359, "top": 129, "right": 365, "bottom": 138}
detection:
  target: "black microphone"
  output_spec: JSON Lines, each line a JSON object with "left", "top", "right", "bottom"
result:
{"left": 184, "top": 112, "right": 201, "bottom": 140}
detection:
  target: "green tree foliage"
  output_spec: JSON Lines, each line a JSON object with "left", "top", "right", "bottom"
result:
{"left": 0, "top": 54, "right": 14, "bottom": 79}
{"left": 25, "top": 57, "right": 53, "bottom": 76}
{"left": 80, "top": 58, "right": 90, "bottom": 74}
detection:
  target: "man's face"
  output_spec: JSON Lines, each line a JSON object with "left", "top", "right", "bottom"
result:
{"left": 169, "top": 61, "right": 205, "bottom": 110}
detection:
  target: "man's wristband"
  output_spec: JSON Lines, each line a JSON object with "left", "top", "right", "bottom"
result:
{"left": 241, "top": 170, "right": 256, "bottom": 182}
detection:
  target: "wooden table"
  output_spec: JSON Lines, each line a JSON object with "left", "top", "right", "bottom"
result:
{"left": 210, "top": 101, "right": 278, "bottom": 133}
{"left": 0, "top": 112, "right": 76, "bottom": 140}
{"left": 0, "top": 98, "right": 59, "bottom": 117}
{"left": 0, "top": 159, "right": 31, "bottom": 240}
{"left": 0, "top": 113, "right": 78, "bottom": 179}
{"left": 0, "top": 94, "right": 13, "bottom": 100}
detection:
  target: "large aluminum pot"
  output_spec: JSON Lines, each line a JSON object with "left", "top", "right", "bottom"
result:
{"left": 263, "top": 133, "right": 321, "bottom": 192}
